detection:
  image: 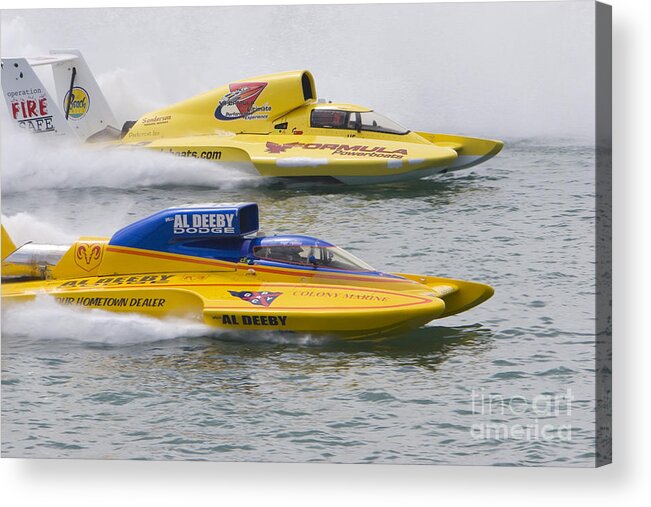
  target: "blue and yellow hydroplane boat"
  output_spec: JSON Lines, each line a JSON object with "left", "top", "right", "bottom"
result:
{"left": 1, "top": 204, "right": 493, "bottom": 338}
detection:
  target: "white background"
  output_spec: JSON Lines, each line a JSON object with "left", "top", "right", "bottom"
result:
{"left": 0, "top": 0, "right": 649, "bottom": 505}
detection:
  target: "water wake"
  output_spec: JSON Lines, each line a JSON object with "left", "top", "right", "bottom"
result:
{"left": 0, "top": 124, "right": 263, "bottom": 193}
{"left": 1, "top": 295, "right": 335, "bottom": 348}
{"left": 1, "top": 296, "right": 216, "bottom": 346}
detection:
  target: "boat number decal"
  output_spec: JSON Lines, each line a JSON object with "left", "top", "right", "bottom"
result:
{"left": 63, "top": 86, "right": 90, "bottom": 120}
{"left": 74, "top": 242, "right": 104, "bottom": 272}
{"left": 228, "top": 290, "right": 282, "bottom": 307}
{"left": 219, "top": 314, "right": 288, "bottom": 327}
{"left": 56, "top": 296, "right": 166, "bottom": 308}
{"left": 265, "top": 141, "right": 407, "bottom": 159}
{"left": 214, "top": 82, "right": 271, "bottom": 121}
{"left": 58, "top": 274, "right": 175, "bottom": 288}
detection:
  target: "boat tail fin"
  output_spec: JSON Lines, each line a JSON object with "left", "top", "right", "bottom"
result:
{"left": 395, "top": 273, "right": 494, "bottom": 319}
{"left": 2, "top": 225, "right": 17, "bottom": 261}
{"left": 49, "top": 49, "right": 119, "bottom": 141}
{"left": 1, "top": 56, "right": 73, "bottom": 137}
{"left": 1, "top": 49, "right": 119, "bottom": 141}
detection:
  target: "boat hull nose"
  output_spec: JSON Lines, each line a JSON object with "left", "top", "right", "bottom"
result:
{"left": 415, "top": 132, "right": 504, "bottom": 174}
{"left": 394, "top": 273, "right": 494, "bottom": 319}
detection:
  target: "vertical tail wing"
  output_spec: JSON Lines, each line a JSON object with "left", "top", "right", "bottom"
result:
{"left": 2, "top": 225, "right": 17, "bottom": 261}
{"left": 1, "top": 49, "right": 118, "bottom": 141}
{"left": 49, "top": 49, "right": 118, "bottom": 141}
{"left": 1, "top": 56, "right": 73, "bottom": 136}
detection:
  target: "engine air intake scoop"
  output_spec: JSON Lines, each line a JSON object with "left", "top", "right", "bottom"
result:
{"left": 109, "top": 203, "right": 259, "bottom": 254}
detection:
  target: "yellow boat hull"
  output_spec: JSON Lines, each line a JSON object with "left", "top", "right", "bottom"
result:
{"left": 112, "top": 70, "right": 503, "bottom": 184}
{"left": 119, "top": 131, "right": 502, "bottom": 184}
{"left": 1, "top": 269, "right": 493, "bottom": 339}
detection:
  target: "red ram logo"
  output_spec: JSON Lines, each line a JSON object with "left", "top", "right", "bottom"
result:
{"left": 74, "top": 242, "right": 104, "bottom": 272}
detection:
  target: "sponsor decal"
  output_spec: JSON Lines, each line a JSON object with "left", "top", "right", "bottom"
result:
{"left": 170, "top": 212, "right": 235, "bottom": 235}
{"left": 8, "top": 88, "right": 55, "bottom": 133}
{"left": 6, "top": 88, "right": 43, "bottom": 99}
{"left": 56, "top": 296, "right": 166, "bottom": 308}
{"left": 74, "top": 242, "right": 104, "bottom": 272}
{"left": 128, "top": 130, "right": 160, "bottom": 139}
{"left": 141, "top": 115, "right": 171, "bottom": 126}
{"left": 58, "top": 274, "right": 175, "bottom": 288}
{"left": 214, "top": 82, "right": 270, "bottom": 121}
{"left": 182, "top": 274, "right": 209, "bottom": 281}
{"left": 219, "top": 314, "right": 288, "bottom": 327}
{"left": 63, "top": 86, "right": 90, "bottom": 120}
{"left": 291, "top": 289, "right": 388, "bottom": 302}
{"left": 166, "top": 149, "right": 222, "bottom": 160}
{"left": 228, "top": 290, "right": 282, "bottom": 307}
{"left": 265, "top": 141, "right": 408, "bottom": 159}
{"left": 266, "top": 141, "right": 292, "bottom": 154}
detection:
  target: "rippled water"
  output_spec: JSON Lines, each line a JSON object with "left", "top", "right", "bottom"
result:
{"left": 1, "top": 138, "right": 598, "bottom": 465}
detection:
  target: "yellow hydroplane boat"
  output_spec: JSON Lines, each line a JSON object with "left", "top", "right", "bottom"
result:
{"left": 1, "top": 204, "right": 493, "bottom": 338}
{"left": 1, "top": 50, "right": 503, "bottom": 184}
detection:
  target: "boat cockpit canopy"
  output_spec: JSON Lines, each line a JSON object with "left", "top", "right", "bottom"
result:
{"left": 310, "top": 109, "right": 409, "bottom": 135}
{"left": 251, "top": 236, "right": 375, "bottom": 271}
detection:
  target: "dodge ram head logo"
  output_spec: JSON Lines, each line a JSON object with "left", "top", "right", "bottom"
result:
{"left": 228, "top": 290, "right": 282, "bottom": 307}
{"left": 74, "top": 242, "right": 104, "bottom": 272}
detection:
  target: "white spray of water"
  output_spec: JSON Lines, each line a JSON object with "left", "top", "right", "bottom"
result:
{"left": 1, "top": 296, "right": 331, "bottom": 347}
{"left": 1, "top": 295, "right": 217, "bottom": 346}
{"left": 1, "top": 211, "right": 77, "bottom": 245}
{"left": 0, "top": 122, "right": 263, "bottom": 193}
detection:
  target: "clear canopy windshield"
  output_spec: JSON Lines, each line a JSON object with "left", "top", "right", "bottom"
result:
{"left": 310, "top": 109, "right": 409, "bottom": 135}
{"left": 253, "top": 244, "right": 375, "bottom": 271}
{"left": 357, "top": 111, "right": 409, "bottom": 134}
